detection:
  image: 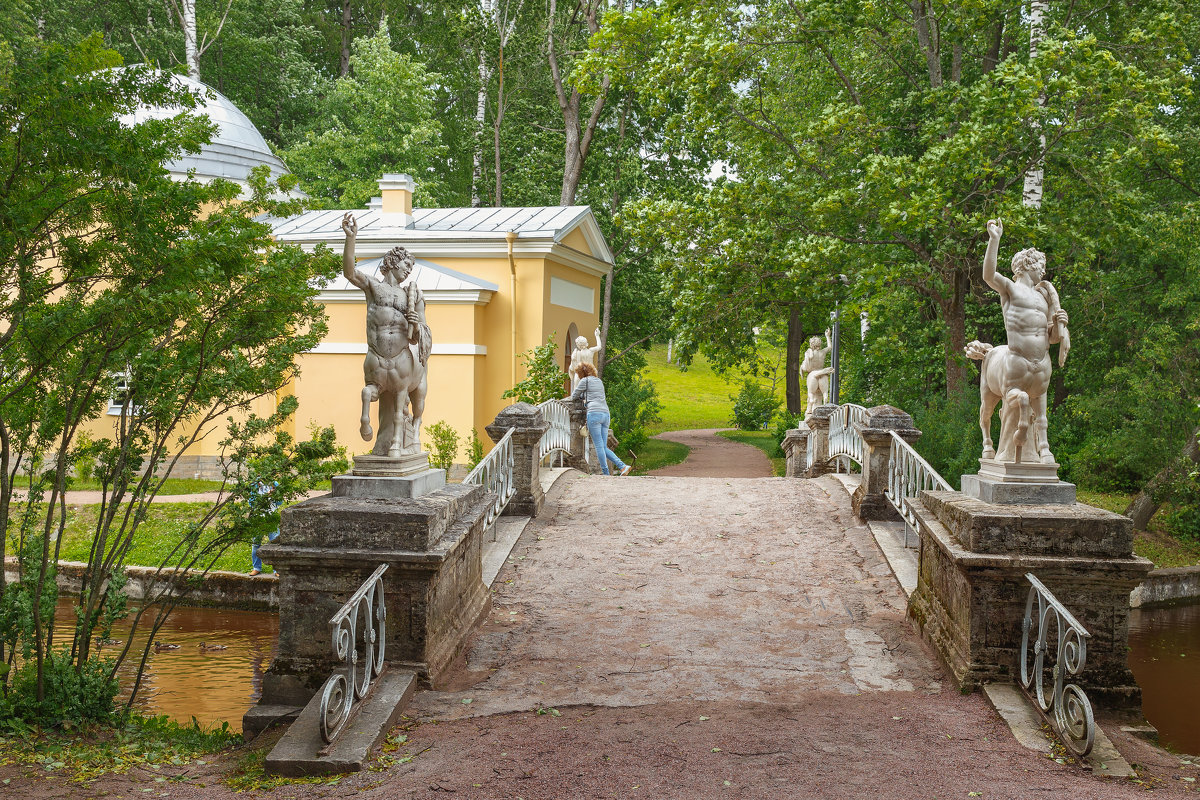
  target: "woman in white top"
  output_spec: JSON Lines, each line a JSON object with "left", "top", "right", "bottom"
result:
{"left": 567, "top": 363, "right": 631, "bottom": 476}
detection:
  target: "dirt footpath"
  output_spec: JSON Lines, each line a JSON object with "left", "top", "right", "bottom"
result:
{"left": 649, "top": 428, "right": 773, "bottom": 477}
{"left": 5, "top": 473, "right": 1197, "bottom": 798}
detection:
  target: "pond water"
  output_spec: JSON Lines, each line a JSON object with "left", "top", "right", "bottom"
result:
{"left": 1128, "top": 602, "right": 1200, "bottom": 756}
{"left": 52, "top": 600, "right": 278, "bottom": 734}
{"left": 40, "top": 598, "right": 1200, "bottom": 747}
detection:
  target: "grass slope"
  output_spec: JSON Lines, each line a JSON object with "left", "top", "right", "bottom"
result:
{"left": 642, "top": 345, "right": 738, "bottom": 433}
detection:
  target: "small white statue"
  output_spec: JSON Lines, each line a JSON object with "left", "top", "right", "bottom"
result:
{"left": 568, "top": 328, "right": 604, "bottom": 390}
{"left": 342, "top": 213, "right": 432, "bottom": 457}
{"left": 801, "top": 329, "right": 834, "bottom": 419}
{"left": 966, "top": 218, "right": 1070, "bottom": 464}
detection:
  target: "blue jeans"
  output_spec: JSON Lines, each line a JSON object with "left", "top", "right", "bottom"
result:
{"left": 586, "top": 411, "right": 627, "bottom": 475}
{"left": 250, "top": 529, "right": 280, "bottom": 573}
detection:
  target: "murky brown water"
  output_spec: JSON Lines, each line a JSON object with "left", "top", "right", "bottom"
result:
{"left": 52, "top": 600, "right": 278, "bottom": 734}
{"left": 1128, "top": 602, "right": 1200, "bottom": 756}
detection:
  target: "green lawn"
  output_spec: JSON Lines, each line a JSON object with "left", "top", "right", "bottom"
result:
{"left": 643, "top": 345, "right": 738, "bottom": 433}
{"left": 52, "top": 503, "right": 250, "bottom": 574}
{"left": 630, "top": 438, "right": 690, "bottom": 475}
{"left": 716, "top": 430, "right": 786, "bottom": 476}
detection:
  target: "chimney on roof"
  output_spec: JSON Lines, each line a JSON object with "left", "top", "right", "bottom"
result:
{"left": 378, "top": 174, "right": 414, "bottom": 224}
{"left": 366, "top": 196, "right": 383, "bottom": 210}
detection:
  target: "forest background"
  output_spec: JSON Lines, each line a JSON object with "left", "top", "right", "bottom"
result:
{"left": 8, "top": 0, "right": 1200, "bottom": 524}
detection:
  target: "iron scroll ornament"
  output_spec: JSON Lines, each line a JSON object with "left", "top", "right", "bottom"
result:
{"left": 1019, "top": 572, "right": 1095, "bottom": 757}
{"left": 319, "top": 563, "right": 389, "bottom": 744}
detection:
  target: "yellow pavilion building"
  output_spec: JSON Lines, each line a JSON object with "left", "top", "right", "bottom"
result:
{"left": 268, "top": 174, "right": 614, "bottom": 461}
{"left": 85, "top": 75, "right": 613, "bottom": 475}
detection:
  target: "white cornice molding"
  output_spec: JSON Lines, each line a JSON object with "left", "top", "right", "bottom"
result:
{"left": 316, "top": 288, "right": 495, "bottom": 305}
{"left": 284, "top": 236, "right": 614, "bottom": 277}
{"left": 306, "top": 342, "right": 486, "bottom": 355}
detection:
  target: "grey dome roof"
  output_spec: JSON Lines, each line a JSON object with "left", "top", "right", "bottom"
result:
{"left": 120, "top": 70, "right": 288, "bottom": 184}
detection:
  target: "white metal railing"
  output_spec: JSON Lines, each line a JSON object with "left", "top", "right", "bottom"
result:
{"left": 319, "top": 563, "right": 388, "bottom": 744}
{"left": 884, "top": 430, "right": 953, "bottom": 546}
{"left": 463, "top": 426, "right": 515, "bottom": 530}
{"left": 1020, "top": 573, "right": 1095, "bottom": 757}
{"left": 537, "top": 399, "right": 572, "bottom": 466}
{"left": 828, "top": 403, "right": 867, "bottom": 471}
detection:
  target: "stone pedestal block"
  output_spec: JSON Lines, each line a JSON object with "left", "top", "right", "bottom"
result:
{"left": 908, "top": 490, "right": 1152, "bottom": 712}
{"left": 782, "top": 427, "right": 810, "bottom": 477}
{"left": 961, "top": 459, "right": 1076, "bottom": 504}
{"left": 251, "top": 480, "right": 493, "bottom": 715}
{"left": 564, "top": 397, "right": 597, "bottom": 474}
{"left": 486, "top": 402, "right": 550, "bottom": 518}
{"left": 803, "top": 404, "right": 838, "bottom": 478}
{"left": 851, "top": 405, "right": 920, "bottom": 520}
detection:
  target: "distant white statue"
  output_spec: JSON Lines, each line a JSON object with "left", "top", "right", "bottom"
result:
{"left": 966, "top": 218, "right": 1070, "bottom": 464}
{"left": 569, "top": 328, "right": 604, "bottom": 390}
{"left": 802, "top": 329, "right": 834, "bottom": 419}
{"left": 341, "top": 213, "right": 432, "bottom": 457}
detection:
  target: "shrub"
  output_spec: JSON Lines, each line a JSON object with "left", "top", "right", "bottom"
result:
{"left": 424, "top": 421, "right": 460, "bottom": 471}
{"left": 0, "top": 650, "right": 118, "bottom": 727}
{"left": 771, "top": 409, "right": 802, "bottom": 451}
{"left": 503, "top": 336, "right": 565, "bottom": 405}
{"left": 466, "top": 428, "right": 485, "bottom": 470}
{"left": 602, "top": 350, "right": 661, "bottom": 454}
{"left": 731, "top": 379, "right": 779, "bottom": 431}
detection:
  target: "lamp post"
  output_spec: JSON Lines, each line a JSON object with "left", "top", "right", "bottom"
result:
{"left": 827, "top": 274, "right": 850, "bottom": 406}
{"left": 829, "top": 305, "right": 841, "bottom": 405}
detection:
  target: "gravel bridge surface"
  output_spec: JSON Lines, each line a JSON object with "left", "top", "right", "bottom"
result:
{"left": 6, "top": 452, "right": 1195, "bottom": 798}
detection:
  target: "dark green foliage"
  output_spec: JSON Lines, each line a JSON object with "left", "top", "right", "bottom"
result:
{"left": 0, "top": 651, "right": 118, "bottom": 727}
{"left": 770, "top": 410, "right": 802, "bottom": 452}
{"left": 730, "top": 379, "right": 779, "bottom": 431}
{"left": 503, "top": 337, "right": 566, "bottom": 406}
{"left": 602, "top": 350, "right": 660, "bottom": 454}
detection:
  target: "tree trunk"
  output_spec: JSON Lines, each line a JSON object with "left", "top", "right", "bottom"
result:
{"left": 786, "top": 305, "right": 803, "bottom": 414}
{"left": 1022, "top": 0, "right": 1048, "bottom": 208}
{"left": 493, "top": 41, "right": 506, "bottom": 206}
{"left": 1125, "top": 428, "right": 1200, "bottom": 530}
{"left": 183, "top": 0, "right": 199, "bottom": 80}
{"left": 942, "top": 268, "right": 969, "bottom": 396}
{"left": 340, "top": 0, "right": 353, "bottom": 77}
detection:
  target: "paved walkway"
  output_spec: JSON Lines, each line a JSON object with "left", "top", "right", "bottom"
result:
{"left": 648, "top": 428, "right": 773, "bottom": 477}
{"left": 7, "top": 470, "right": 1195, "bottom": 798}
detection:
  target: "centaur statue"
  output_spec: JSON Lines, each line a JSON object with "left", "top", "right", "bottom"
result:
{"left": 966, "top": 218, "right": 1070, "bottom": 464}
{"left": 341, "top": 213, "right": 433, "bottom": 457}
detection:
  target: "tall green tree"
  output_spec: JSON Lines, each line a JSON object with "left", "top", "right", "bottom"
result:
{"left": 280, "top": 18, "right": 447, "bottom": 208}
{"left": 0, "top": 36, "right": 340, "bottom": 718}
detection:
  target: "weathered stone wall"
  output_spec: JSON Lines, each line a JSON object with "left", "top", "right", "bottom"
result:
{"left": 1130, "top": 565, "right": 1200, "bottom": 608}
{"left": 908, "top": 490, "right": 1152, "bottom": 712}
{"left": 3, "top": 556, "right": 279, "bottom": 611}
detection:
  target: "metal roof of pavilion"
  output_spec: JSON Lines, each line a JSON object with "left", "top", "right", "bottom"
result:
{"left": 269, "top": 205, "right": 595, "bottom": 242}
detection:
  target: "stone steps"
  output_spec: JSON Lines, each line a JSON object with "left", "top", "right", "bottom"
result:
{"left": 264, "top": 669, "right": 417, "bottom": 777}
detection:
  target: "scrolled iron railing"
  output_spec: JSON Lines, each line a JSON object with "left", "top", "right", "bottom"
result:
{"left": 1019, "top": 573, "right": 1096, "bottom": 757}
{"left": 319, "top": 563, "right": 388, "bottom": 744}
{"left": 537, "top": 398, "right": 572, "bottom": 466}
{"left": 884, "top": 430, "right": 953, "bottom": 546}
{"left": 463, "top": 426, "right": 515, "bottom": 531}
{"left": 827, "top": 403, "right": 867, "bottom": 471}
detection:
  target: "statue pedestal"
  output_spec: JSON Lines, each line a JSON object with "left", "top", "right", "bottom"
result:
{"left": 961, "top": 458, "right": 1076, "bottom": 505}
{"left": 247, "top": 474, "right": 493, "bottom": 731}
{"left": 908, "top": 489, "right": 1151, "bottom": 713}
{"left": 352, "top": 451, "right": 432, "bottom": 477}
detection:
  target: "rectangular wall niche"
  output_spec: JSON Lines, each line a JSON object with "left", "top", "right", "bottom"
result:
{"left": 549, "top": 276, "right": 595, "bottom": 313}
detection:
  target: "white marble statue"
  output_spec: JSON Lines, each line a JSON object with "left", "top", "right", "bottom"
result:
{"left": 802, "top": 329, "right": 834, "bottom": 419}
{"left": 568, "top": 328, "right": 604, "bottom": 390}
{"left": 967, "top": 218, "right": 1070, "bottom": 464}
{"left": 342, "top": 213, "right": 433, "bottom": 457}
